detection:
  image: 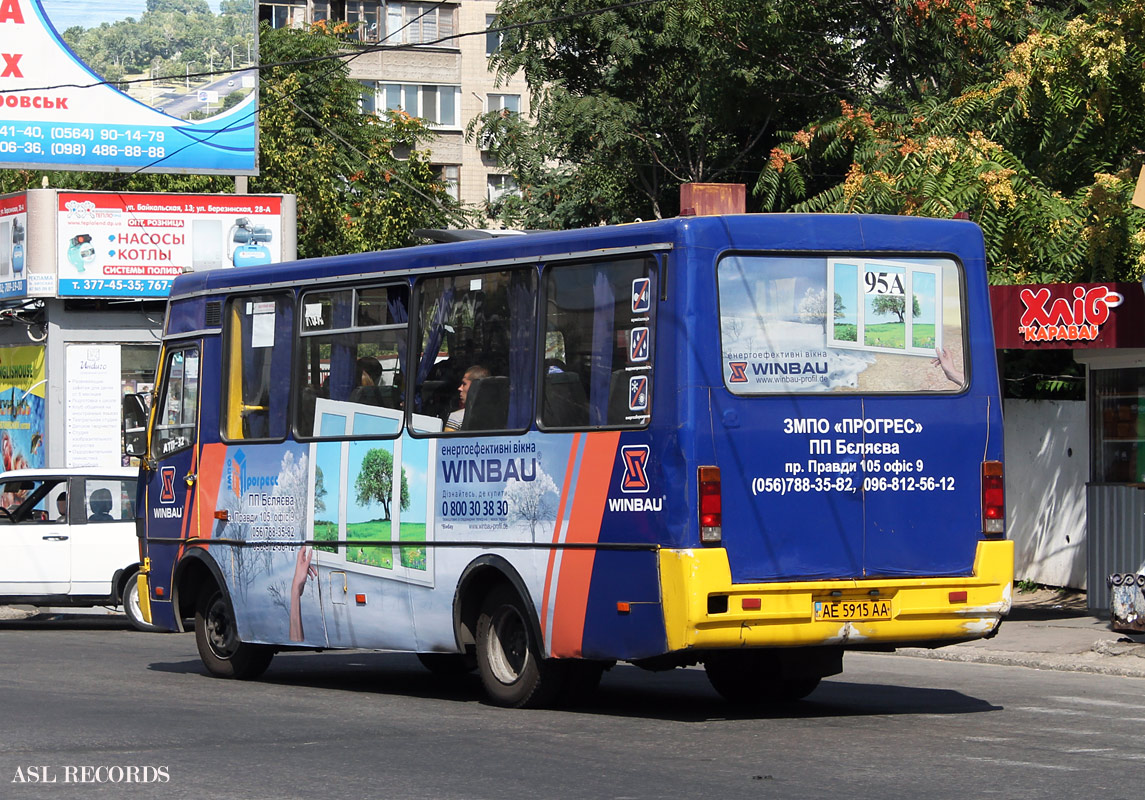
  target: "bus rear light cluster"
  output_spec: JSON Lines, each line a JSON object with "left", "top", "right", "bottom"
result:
{"left": 699, "top": 466, "right": 722, "bottom": 544}
{"left": 982, "top": 461, "right": 1005, "bottom": 536}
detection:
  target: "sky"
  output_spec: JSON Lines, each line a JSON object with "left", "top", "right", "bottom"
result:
{"left": 41, "top": 0, "right": 223, "bottom": 31}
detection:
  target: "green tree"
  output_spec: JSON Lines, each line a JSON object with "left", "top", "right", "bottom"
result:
{"left": 473, "top": 0, "right": 1067, "bottom": 227}
{"left": 252, "top": 23, "right": 464, "bottom": 256}
{"left": 757, "top": 1, "right": 1145, "bottom": 285}
{"left": 354, "top": 449, "right": 410, "bottom": 521}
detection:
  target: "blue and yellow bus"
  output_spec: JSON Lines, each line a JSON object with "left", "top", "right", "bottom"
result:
{"left": 132, "top": 213, "right": 1011, "bottom": 708}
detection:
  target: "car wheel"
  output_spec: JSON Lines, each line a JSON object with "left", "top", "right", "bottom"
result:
{"left": 122, "top": 572, "right": 163, "bottom": 633}
{"left": 194, "top": 588, "right": 273, "bottom": 680}
{"left": 475, "top": 585, "right": 566, "bottom": 708}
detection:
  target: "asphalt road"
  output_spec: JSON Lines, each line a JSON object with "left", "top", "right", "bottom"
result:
{"left": 2, "top": 615, "right": 1144, "bottom": 799}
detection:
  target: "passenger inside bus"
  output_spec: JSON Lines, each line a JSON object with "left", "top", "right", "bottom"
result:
{"left": 445, "top": 364, "right": 490, "bottom": 430}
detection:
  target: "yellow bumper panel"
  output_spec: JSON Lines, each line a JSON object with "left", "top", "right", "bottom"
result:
{"left": 659, "top": 539, "right": 1013, "bottom": 652}
{"left": 136, "top": 569, "right": 153, "bottom": 625}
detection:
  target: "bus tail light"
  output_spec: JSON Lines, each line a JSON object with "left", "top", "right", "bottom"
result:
{"left": 982, "top": 461, "right": 1005, "bottom": 537}
{"left": 699, "top": 466, "right": 722, "bottom": 544}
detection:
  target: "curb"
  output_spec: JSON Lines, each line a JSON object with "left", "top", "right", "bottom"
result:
{"left": 894, "top": 642, "right": 1145, "bottom": 679}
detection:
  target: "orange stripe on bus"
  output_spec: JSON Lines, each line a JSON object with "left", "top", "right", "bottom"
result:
{"left": 193, "top": 443, "right": 228, "bottom": 548}
{"left": 541, "top": 433, "right": 582, "bottom": 640}
{"left": 549, "top": 431, "right": 621, "bottom": 658}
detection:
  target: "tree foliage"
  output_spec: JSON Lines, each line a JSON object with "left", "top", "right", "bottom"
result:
{"left": 251, "top": 24, "right": 463, "bottom": 257}
{"left": 474, "top": 0, "right": 1081, "bottom": 226}
{"left": 757, "top": 1, "right": 1145, "bottom": 285}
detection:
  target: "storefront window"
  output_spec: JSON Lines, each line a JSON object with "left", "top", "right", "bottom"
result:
{"left": 1091, "top": 367, "right": 1145, "bottom": 483}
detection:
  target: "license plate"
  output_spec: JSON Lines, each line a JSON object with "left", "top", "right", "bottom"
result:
{"left": 814, "top": 598, "right": 892, "bottom": 621}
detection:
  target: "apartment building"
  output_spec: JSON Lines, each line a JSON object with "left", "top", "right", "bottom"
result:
{"left": 259, "top": 0, "right": 527, "bottom": 218}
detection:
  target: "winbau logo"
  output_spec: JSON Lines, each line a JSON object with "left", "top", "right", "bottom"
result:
{"left": 610, "top": 445, "right": 663, "bottom": 511}
{"left": 619, "top": 445, "right": 650, "bottom": 493}
{"left": 159, "top": 465, "right": 176, "bottom": 503}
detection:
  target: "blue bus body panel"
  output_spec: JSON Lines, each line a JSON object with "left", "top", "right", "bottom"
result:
{"left": 676, "top": 215, "right": 1000, "bottom": 583}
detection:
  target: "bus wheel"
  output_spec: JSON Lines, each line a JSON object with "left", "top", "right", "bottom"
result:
{"left": 475, "top": 585, "right": 564, "bottom": 708}
{"left": 417, "top": 652, "right": 477, "bottom": 675}
{"left": 121, "top": 572, "right": 162, "bottom": 633}
{"left": 195, "top": 589, "right": 273, "bottom": 680}
{"left": 704, "top": 652, "right": 821, "bottom": 706}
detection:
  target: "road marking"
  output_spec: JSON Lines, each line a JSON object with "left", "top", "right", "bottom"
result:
{"left": 963, "top": 757, "right": 1077, "bottom": 771}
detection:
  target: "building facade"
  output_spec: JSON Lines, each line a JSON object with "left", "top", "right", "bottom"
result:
{"left": 260, "top": 0, "right": 527, "bottom": 216}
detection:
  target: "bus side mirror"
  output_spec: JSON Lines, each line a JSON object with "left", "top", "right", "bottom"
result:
{"left": 123, "top": 393, "right": 148, "bottom": 458}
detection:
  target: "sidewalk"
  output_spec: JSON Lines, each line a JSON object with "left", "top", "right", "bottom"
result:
{"left": 895, "top": 587, "right": 1145, "bottom": 678}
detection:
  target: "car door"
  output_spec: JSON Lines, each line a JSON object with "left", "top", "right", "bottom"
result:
{"left": 70, "top": 477, "right": 139, "bottom": 596}
{"left": 0, "top": 477, "right": 70, "bottom": 595}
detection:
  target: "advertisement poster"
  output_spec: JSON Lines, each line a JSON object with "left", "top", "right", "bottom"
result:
{"left": 57, "top": 191, "right": 283, "bottom": 297}
{"left": 718, "top": 254, "right": 966, "bottom": 394}
{"left": 0, "top": 344, "right": 46, "bottom": 474}
{"left": 65, "top": 344, "right": 120, "bottom": 467}
{"left": 0, "top": 193, "right": 27, "bottom": 299}
{"left": 0, "top": 1, "right": 257, "bottom": 174}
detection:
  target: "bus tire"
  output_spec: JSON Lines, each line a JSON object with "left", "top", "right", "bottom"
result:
{"left": 121, "top": 572, "right": 163, "bottom": 633}
{"left": 475, "top": 585, "right": 564, "bottom": 708}
{"left": 195, "top": 588, "right": 274, "bottom": 680}
{"left": 704, "top": 651, "right": 821, "bottom": 706}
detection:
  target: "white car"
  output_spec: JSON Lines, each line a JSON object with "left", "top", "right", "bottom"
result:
{"left": 0, "top": 467, "right": 158, "bottom": 631}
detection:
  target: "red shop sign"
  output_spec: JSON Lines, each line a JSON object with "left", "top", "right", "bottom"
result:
{"left": 989, "top": 282, "right": 1145, "bottom": 350}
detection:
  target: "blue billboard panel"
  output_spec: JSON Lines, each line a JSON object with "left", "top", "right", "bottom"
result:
{"left": 0, "top": 1, "right": 257, "bottom": 174}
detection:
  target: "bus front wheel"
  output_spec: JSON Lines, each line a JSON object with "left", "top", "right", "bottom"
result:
{"left": 475, "top": 585, "right": 564, "bottom": 708}
{"left": 195, "top": 589, "right": 274, "bottom": 680}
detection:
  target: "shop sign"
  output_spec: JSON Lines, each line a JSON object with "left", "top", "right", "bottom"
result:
{"left": 989, "top": 282, "right": 1145, "bottom": 350}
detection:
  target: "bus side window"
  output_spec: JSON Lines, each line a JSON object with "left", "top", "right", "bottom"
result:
{"left": 541, "top": 257, "right": 656, "bottom": 429}
{"left": 411, "top": 268, "right": 535, "bottom": 434}
{"left": 222, "top": 293, "right": 294, "bottom": 441}
{"left": 153, "top": 347, "right": 200, "bottom": 458}
{"left": 297, "top": 284, "right": 408, "bottom": 439}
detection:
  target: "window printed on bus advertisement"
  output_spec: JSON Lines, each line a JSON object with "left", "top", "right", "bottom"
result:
{"left": 307, "top": 401, "right": 437, "bottom": 587}
{"left": 718, "top": 255, "right": 966, "bottom": 394}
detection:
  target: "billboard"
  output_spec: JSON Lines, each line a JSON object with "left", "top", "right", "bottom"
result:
{"left": 0, "top": 1, "right": 257, "bottom": 174}
{"left": 0, "top": 345, "right": 46, "bottom": 475}
{"left": 56, "top": 191, "right": 284, "bottom": 298}
{"left": 0, "top": 193, "right": 27, "bottom": 300}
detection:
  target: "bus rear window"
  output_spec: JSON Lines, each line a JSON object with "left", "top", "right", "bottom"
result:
{"left": 717, "top": 254, "right": 966, "bottom": 394}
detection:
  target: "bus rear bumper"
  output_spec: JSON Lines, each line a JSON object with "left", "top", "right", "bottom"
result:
{"left": 658, "top": 540, "right": 1014, "bottom": 652}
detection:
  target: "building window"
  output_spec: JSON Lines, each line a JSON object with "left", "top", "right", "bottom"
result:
{"left": 487, "top": 174, "right": 518, "bottom": 204}
{"left": 432, "top": 165, "right": 459, "bottom": 201}
{"left": 373, "top": 83, "right": 460, "bottom": 127}
{"left": 259, "top": 1, "right": 308, "bottom": 29}
{"left": 488, "top": 94, "right": 520, "bottom": 114}
{"left": 486, "top": 14, "right": 500, "bottom": 56}
{"left": 346, "top": 1, "right": 383, "bottom": 41}
{"left": 383, "top": 2, "right": 457, "bottom": 46}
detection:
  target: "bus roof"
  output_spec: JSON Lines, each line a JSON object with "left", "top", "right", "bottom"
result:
{"left": 170, "top": 213, "right": 985, "bottom": 298}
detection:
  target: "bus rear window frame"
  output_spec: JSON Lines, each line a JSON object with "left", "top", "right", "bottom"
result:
{"left": 715, "top": 249, "right": 971, "bottom": 397}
